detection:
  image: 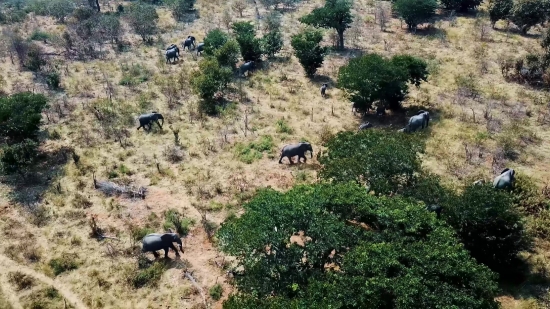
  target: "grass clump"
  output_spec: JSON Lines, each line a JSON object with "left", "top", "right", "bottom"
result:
{"left": 130, "top": 261, "right": 166, "bottom": 288}
{"left": 131, "top": 226, "right": 155, "bottom": 242}
{"left": 209, "top": 283, "right": 224, "bottom": 301}
{"left": 234, "top": 135, "right": 275, "bottom": 164}
{"left": 164, "top": 209, "right": 194, "bottom": 237}
{"left": 8, "top": 272, "right": 34, "bottom": 291}
{"left": 276, "top": 119, "right": 293, "bottom": 134}
{"left": 119, "top": 63, "right": 151, "bottom": 86}
{"left": 29, "top": 30, "right": 50, "bottom": 41}
{"left": 48, "top": 255, "right": 79, "bottom": 276}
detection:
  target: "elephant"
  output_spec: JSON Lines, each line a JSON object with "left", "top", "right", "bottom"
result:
{"left": 166, "top": 44, "right": 179, "bottom": 56}
{"left": 182, "top": 36, "right": 196, "bottom": 50}
{"left": 493, "top": 168, "right": 515, "bottom": 190}
{"left": 402, "top": 111, "right": 430, "bottom": 133}
{"left": 196, "top": 43, "right": 204, "bottom": 55}
{"left": 279, "top": 142, "right": 313, "bottom": 164}
{"left": 320, "top": 83, "right": 328, "bottom": 97}
{"left": 142, "top": 232, "right": 184, "bottom": 258}
{"left": 358, "top": 122, "right": 373, "bottom": 131}
{"left": 165, "top": 47, "right": 179, "bottom": 64}
{"left": 376, "top": 106, "right": 386, "bottom": 117}
{"left": 426, "top": 204, "right": 443, "bottom": 219}
{"left": 137, "top": 112, "right": 164, "bottom": 131}
{"left": 240, "top": 61, "right": 255, "bottom": 76}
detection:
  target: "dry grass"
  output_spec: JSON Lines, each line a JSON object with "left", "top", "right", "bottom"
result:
{"left": 0, "top": 0, "right": 550, "bottom": 308}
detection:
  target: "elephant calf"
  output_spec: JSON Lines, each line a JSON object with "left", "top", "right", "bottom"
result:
{"left": 137, "top": 112, "right": 164, "bottom": 131}
{"left": 196, "top": 42, "right": 204, "bottom": 55}
{"left": 426, "top": 204, "right": 443, "bottom": 219}
{"left": 279, "top": 142, "right": 313, "bottom": 164}
{"left": 240, "top": 61, "right": 255, "bottom": 76}
{"left": 320, "top": 83, "right": 328, "bottom": 97}
{"left": 493, "top": 168, "right": 515, "bottom": 190}
{"left": 165, "top": 46, "right": 179, "bottom": 64}
{"left": 182, "top": 35, "right": 196, "bottom": 50}
{"left": 142, "top": 232, "right": 184, "bottom": 258}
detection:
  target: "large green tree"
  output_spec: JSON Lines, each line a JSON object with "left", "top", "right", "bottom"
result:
{"left": 489, "top": 0, "right": 513, "bottom": 28}
{"left": 318, "top": 129, "right": 424, "bottom": 195}
{"left": 393, "top": 0, "right": 437, "bottom": 31}
{"left": 203, "top": 28, "right": 229, "bottom": 56}
{"left": 300, "top": 0, "right": 353, "bottom": 49}
{"left": 338, "top": 53, "right": 428, "bottom": 112}
{"left": 291, "top": 29, "right": 327, "bottom": 77}
{"left": 218, "top": 183, "right": 501, "bottom": 309}
{"left": 510, "top": 0, "right": 547, "bottom": 34}
{"left": 126, "top": 3, "right": 159, "bottom": 42}
{"left": 232, "top": 21, "right": 263, "bottom": 62}
{"left": 191, "top": 58, "right": 233, "bottom": 114}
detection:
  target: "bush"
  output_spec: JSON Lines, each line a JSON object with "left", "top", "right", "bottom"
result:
{"left": 25, "top": 43, "right": 46, "bottom": 72}
{"left": 440, "top": 0, "right": 482, "bottom": 12}
{"left": 291, "top": 29, "right": 327, "bottom": 77}
{"left": 130, "top": 261, "right": 166, "bottom": 288}
{"left": 164, "top": 209, "right": 193, "bottom": 236}
{"left": 1, "top": 139, "right": 39, "bottom": 175}
{"left": 0, "top": 92, "right": 48, "bottom": 144}
{"left": 191, "top": 58, "right": 233, "bottom": 114}
{"left": 45, "top": 71, "right": 61, "bottom": 90}
{"left": 172, "top": 0, "right": 196, "bottom": 21}
{"left": 393, "top": 0, "right": 437, "bottom": 31}
{"left": 8, "top": 272, "right": 34, "bottom": 291}
{"left": 48, "top": 255, "right": 79, "bottom": 276}
{"left": 318, "top": 130, "right": 424, "bottom": 195}
{"left": 119, "top": 64, "right": 151, "bottom": 86}
{"left": 209, "top": 284, "right": 224, "bottom": 301}
{"left": 215, "top": 40, "right": 240, "bottom": 69}
{"left": 130, "top": 226, "right": 155, "bottom": 242}
{"left": 262, "top": 30, "right": 283, "bottom": 58}
{"left": 444, "top": 184, "right": 530, "bottom": 274}
{"left": 46, "top": 0, "right": 76, "bottom": 23}
{"left": 489, "top": 0, "right": 513, "bottom": 27}
{"left": 511, "top": 0, "right": 547, "bottom": 34}
{"left": 203, "top": 28, "right": 229, "bottom": 56}
{"left": 234, "top": 135, "right": 274, "bottom": 164}
{"left": 232, "top": 21, "right": 263, "bottom": 62}
{"left": 29, "top": 30, "right": 50, "bottom": 41}
{"left": 299, "top": 0, "right": 353, "bottom": 49}
{"left": 126, "top": 3, "right": 158, "bottom": 42}
{"left": 275, "top": 119, "right": 293, "bottom": 134}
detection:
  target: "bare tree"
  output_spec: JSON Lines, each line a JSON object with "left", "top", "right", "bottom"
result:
{"left": 222, "top": 10, "right": 233, "bottom": 31}
{"left": 232, "top": 0, "right": 247, "bottom": 18}
{"left": 375, "top": 2, "right": 391, "bottom": 31}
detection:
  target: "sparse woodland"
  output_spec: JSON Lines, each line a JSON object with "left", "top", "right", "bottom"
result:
{"left": 2, "top": 0, "right": 550, "bottom": 308}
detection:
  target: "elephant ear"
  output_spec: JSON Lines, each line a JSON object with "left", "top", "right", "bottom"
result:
{"left": 160, "top": 233, "right": 175, "bottom": 243}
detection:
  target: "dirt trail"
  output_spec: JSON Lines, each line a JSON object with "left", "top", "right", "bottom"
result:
{"left": 0, "top": 254, "right": 88, "bottom": 309}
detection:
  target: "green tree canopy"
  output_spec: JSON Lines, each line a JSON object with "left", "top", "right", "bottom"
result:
{"left": 511, "top": 0, "right": 547, "bottom": 34}
{"left": 393, "top": 0, "right": 437, "bottom": 31}
{"left": 126, "top": 3, "right": 159, "bottom": 42}
{"left": 300, "top": 0, "right": 353, "bottom": 49}
{"left": 191, "top": 58, "right": 233, "bottom": 114}
{"left": 0, "top": 92, "right": 48, "bottom": 144}
{"left": 338, "top": 53, "right": 428, "bottom": 111}
{"left": 203, "top": 28, "right": 229, "bottom": 56}
{"left": 262, "top": 30, "right": 283, "bottom": 58}
{"left": 489, "top": 0, "right": 513, "bottom": 28}
{"left": 440, "top": 0, "right": 483, "bottom": 12}
{"left": 219, "top": 183, "right": 500, "bottom": 309}
{"left": 290, "top": 29, "right": 327, "bottom": 77}
{"left": 318, "top": 130, "right": 424, "bottom": 195}
{"left": 232, "top": 21, "right": 263, "bottom": 62}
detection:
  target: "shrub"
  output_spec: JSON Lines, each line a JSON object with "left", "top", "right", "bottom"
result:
{"left": 119, "top": 64, "right": 151, "bottom": 86}
{"left": 25, "top": 43, "right": 46, "bottom": 72}
{"left": 172, "top": 0, "right": 196, "bottom": 21}
{"left": 393, "top": 0, "right": 437, "bottom": 31}
{"left": 130, "top": 226, "right": 155, "bottom": 242}
{"left": 234, "top": 135, "right": 274, "bottom": 164}
{"left": 8, "top": 272, "right": 34, "bottom": 291}
{"left": 48, "top": 255, "right": 79, "bottom": 276}
{"left": 510, "top": 0, "right": 547, "bottom": 34}
{"left": 318, "top": 130, "right": 424, "bottom": 195}
{"left": 232, "top": 21, "right": 263, "bottom": 62}
{"left": 275, "top": 119, "right": 293, "bottom": 134}
{"left": 164, "top": 209, "right": 194, "bottom": 236}
{"left": 1, "top": 139, "right": 39, "bottom": 175}
{"left": 444, "top": 184, "right": 530, "bottom": 274}
{"left": 29, "top": 30, "right": 50, "bottom": 41}
{"left": 46, "top": 0, "right": 76, "bottom": 23}
{"left": 262, "top": 30, "right": 283, "bottom": 58}
{"left": 291, "top": 29, "right": 327, "bottom": 77}
{"left": 489, "top": 0, "right": 513, "bottom": 28}
{"left": 203, "top": 28, "right": 229, "bottom": 56}
{"left": 299, "top": 0, "right": 353, "bottom": 50}
{"left": 191, "top": 58, "right": 233, "bottom": 114}
{"left": 440, "top": 0, "right": 482, "bottom": 12}
{"left": 130, "top": 261, "right": 166, "bottom": 288}
{"left": 45, "top": 71, "right": 61, "bottom": 90}
{"left": 215, "top": 40, "right": 240, "bottom": 69}
{"left": 209, "top": 284, "right": 224, "bottom": 301}
{"left": 126, "top": 3, "right": 158, "bottom": 42}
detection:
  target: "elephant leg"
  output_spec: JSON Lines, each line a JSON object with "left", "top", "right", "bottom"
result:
{"left": 156, "top": 120, "right": 163, "bottom": 130}
{"left": 169, "top": 243, "right": 180, "bottom": 256}
{"left": 137, "top": 125, "right": 142, "bottom": 130}
{"left": 289, "top": 156, "right": 294, "bottom": 164}
{"left": 302, "top": 155, "right": 307, "bottom": 163}
{"left": 164, "top": 247, "right": 170, "bottom": 258}
{"left": 279, "top": 155, "right": 284, "bottom": 164}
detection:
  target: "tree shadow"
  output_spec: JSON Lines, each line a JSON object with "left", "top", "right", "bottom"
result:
{"left": 329, "top": 47, "right": 365, "bottom": 58}
{"left": 4, "top": 146, "right": 72, "bottom": 206}
{"left": 493, "top": 27, "right": 542, "bottom": 39}
{"left": 498, "top": 256, "right": 550, "bottom": 304}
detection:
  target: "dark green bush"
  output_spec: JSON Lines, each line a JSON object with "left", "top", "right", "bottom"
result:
{"left": 203, "top": 28, "right": 229, "bottom": 56}
{"left": 209, "top": 284, "right": 224, "bottom": 301}
{"left": 29, "top": 30, "right": 50, "bottom": 41}
{"left": 45, "top": 71, "right": 61, "bottom": 90}
{"left": 48, "top": 255, "right": 79, "bottom": 276}
{"left": 489, "top": 0, "right": 513, "bottom": 27}
{"left": 164, "top": 209, "right": 194, "bottom": 236}
{"left": 191, "top": 58, "right": 232, "bottom": 114}
{"left": 291, "top": 29, "right": 327, "bottom": 77}
{"left": 130, "top": 261, "right": 165, "bottom": 288}
{"left": 394, "top": 0, "right": 437, "bottom": 31}
{"left": 510, "top": 0, "right": 547, "bottom": 34}
{"left": 232, "top": 21, "right": 263, "bottom": 62}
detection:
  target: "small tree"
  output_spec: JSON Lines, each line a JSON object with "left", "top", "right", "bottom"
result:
{"left": 510, "top": 0, "right": 547, "bottom": 34}
{"left": 232, "top": 21, "right": 263, "bottom": 62}
{"left": 232, "top": 0, "right": 247, "bottom": 18}
{"left": 204, "top": 28, "right": 229, "bottom": 56}
{"left": 291, "top": 29, "right": 327, "bottom": 77}
{"left": 126, "top": 3, "right": 159, "bottom": 42}
{"left": 300, "top": 0, "right": 353, "bottom": 50}
{"left": 47, "top": 0, "right": 75, "bottom": 23}
{"left": 440, "top": 0, "right": 483, "bottom": 12}
{"left": 264, "top": 11, "right": 282, "bottom": 32}
{"left": 489, "top": 0, "right": 513, "bottom": 28}
{"left": 262, "top": 30, "right": 283, "bottom": 58}
{"left": 98, "top": 14, "right": 121, "bottom": 43}
{"left": 172, "top": 0, "right": 197, "bottom": 21}
{"left": 394, "top": 0, "right": 437, "bottom": 31}
{"left": 215, "top": 39, "right": 240, "bottom": 69}
{"left": 191, "top": 58, "right": 233, "bottom": 114}
{"left": 1, "top": 139, "right": 39, "bottom": 175}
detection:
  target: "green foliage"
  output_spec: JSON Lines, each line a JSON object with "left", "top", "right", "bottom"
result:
{"left": 444, "top": 184, "right": 530, "bottom": 274}
{"left": 440, "top": 0, "right": 483, "bottom": 12}
{"left": 25, "top": 43, "right": 46, "bottom": 72}
{"left": 234, "top": 135, "right": 274, "bottom": 164}
{"left": 232, "top": 21, "right": 263, "bottom": 62}
{"left": 338, "top": 53, "right": 428, "bottom": 111}
{"left": 48, "top": 255, "right": 79, "bottom": 276}
{"left": 393, "top": 0, "right": 437, "bottom": 30}
{"left": 262, "top": 30, "right": 283, "bottom": 58}
{"left": 130, "top": 261, "right": 166, "bottom": 288}
{"left": 171, "top": 0, "right": 196, "bottom": 21}
{"left": 126, "top": 3, "right": 159, "bottom": 42}
{"left": 275, "top": 119, "right": 293, "bottom": 134}
{"left": 264, "top": 11, "right": 282, "bottom": 32}
{"left": 218, "top": 183, "right": 500, "bottom": 308}
{"left": 45, "top": 71, "right": 61, "bottom": 90}
{"left": 401, "top": 171, "right": 455, "bottom": 206}
{"left": 215, "top": 40, "right": 241, "bottom": 69}
{"left": 209, "top": 284, "right": 224, "bottom": 301}
{"left": 291, "top": 29, "right": 327, "bottom": 77}
{"left": 0, "top": 92, "right": 48, "bottom": 144}
{"left": 98, "top": 14, "right": 122, "bottom": 43}
{"left": 511, "top": 174, "right": 550, "bottom": 215}
{"left": 29, "top": 30, "right": 50, "bottom": 41}
{"left": 119, "top": 63, "right": 151, "bottom": 86}
{"left": 46, "top": 0, "right": 76, "bottom": 23}
{"left": 203, "top": 28, "right": 229, "bottom": 56}
{"left": 299, "top": 0, "right": 353, "bottom": 49}
{"left": 131, "top": 226, "right": 155, "bottom": 242}
{"left": 190, "top": 58, "right": 233, "bottom": 114}
{"left": 511, "top": 0, "right": 547, "bottom": 34}
{"left": 1, "top": 139, "right": 39, "bottom": 175}
{"left": 489, "top": 0, "right": 513, "bottom": 26}
{"left": 164, "top": 209, "right": 194, "bottom": 236}
{"left": 318, "top": 130, "right": 424, "bottom": 195}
